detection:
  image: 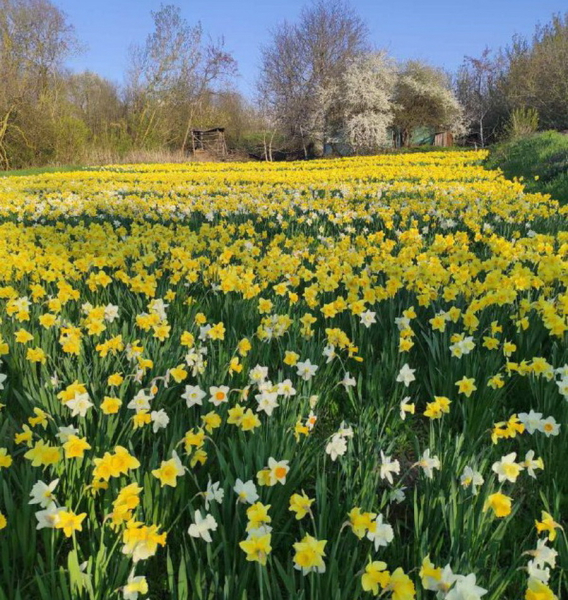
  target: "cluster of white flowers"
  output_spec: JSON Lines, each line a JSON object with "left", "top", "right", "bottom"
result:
{"left": 184, "top": 344, "right": 208, "bottom": 376}
{"left": 518, "top": 410, "right": 560, "bottom": 437}
{"left": 325, "top": 422, "right": 354, "bottom": 461}
{"left": 422, "top": 561, "right": 488, "bottom": 600}
{"left": 449, "top": 336, "right": 475, "bottom": 358}
{"left": 65, "top": 391, "right": 93, "bottom": 418}
{"left": 30, "top": 478, "right": 62, "bottom": 530}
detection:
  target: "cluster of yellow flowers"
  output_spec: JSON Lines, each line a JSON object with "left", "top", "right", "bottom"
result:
{"left": 0, "top": 152, "right": 566, "bottom": 599}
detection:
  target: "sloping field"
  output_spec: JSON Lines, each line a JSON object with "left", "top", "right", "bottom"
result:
{"left": 0, "top": 151, "right": 566, "bottom": 599}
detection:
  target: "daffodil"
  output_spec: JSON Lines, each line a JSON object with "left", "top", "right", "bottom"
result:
{"left": 188, "top": 510, "right": 217, "bottom": 543}
{"left": 289, "top": 493, "right": 314, "bottom": 520}
{"left": 293, "top": 534, "right": 327, "bottom": 575}
{"left": 151, "top": 452, "right": 184, "bottom": 487}
{"left": 361, "top": 561, "right": 390, "bottom": 595}
{"left": 484, "top": 492, "right": 513, "bottom": 518}
{"left": 535, "top": 511, "right": 562, "bottom": 542}
{"left": 54, "top": 509, "right": 87, "bottom": 537}
{"left": 239, "top": 533, "right": 272, "bottom": 565}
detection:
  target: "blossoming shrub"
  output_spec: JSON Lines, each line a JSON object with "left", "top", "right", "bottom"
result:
{"left": 0, "top": 151, "right": 566, "bottom": 599}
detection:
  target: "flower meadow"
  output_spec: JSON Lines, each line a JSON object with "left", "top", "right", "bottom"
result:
{"left": 0, "top": 151, "right": 567, "bottom": 600}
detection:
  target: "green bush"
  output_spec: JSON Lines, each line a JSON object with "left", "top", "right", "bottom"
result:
{"left": 503, "top": 107, "right": 539, "bottom": 141}
{"left": 485, "top": 130, "right": 568, "bottom": 203}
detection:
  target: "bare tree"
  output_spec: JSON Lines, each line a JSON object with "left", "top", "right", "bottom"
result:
{"left": 258, "top": 0, "right": 369, "bottom": 157}
{"left": 67, "top": 72, "right": 123, "bottom": 131}
{"left": 126, "top": 4, "right": 237, "bottom": 151}
{"left": 455, "top": 48, "right": 505, "bottom": 147}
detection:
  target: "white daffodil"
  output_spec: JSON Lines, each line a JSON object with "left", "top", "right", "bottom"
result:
{"left": 460, "top": 466, "right": 484, "bottom": 494}
{"left": 359, "top": 310, "right": 376, "bottom": 328}
{"left": 127, "top": 390, "right": 152, "bottom": 412}
{"left": 182, "top": 385, "right": 206, "bottom": 408}
{"left": 366, "top": 513, "right": 394, "bottom": 550}
{"left": 492, "top": 452, "right": 524, "bottom": 483}
{"left": 396, "top": 363, "right": 416, "bottom": 387}
{"left": 188, "top": 510, "right": 217, "bottom": 543}
{"left": 445, "top": 573, "right": 487, "bottom": 600}
{"left": 255, "top": 391, "right": 279, "bottom": 416}
{"left": 517, "top": 410, "right": 543, "bottom": 434}
{"left": 277, "top": 379, "right": 296, "bottom": 398}
{"left": 35, "top": 505, "right": 64, "bottom": 530}
{"left": 234, "top": 479, "right": 259, "bottom": 504}
{"left": 56, "top": 425, "right": 80, "bottom": 443}
{"left": 522, "top": 450, "right": 544, "bottom": 478}
{"left": 249, "top": 365, "right": 269, "bottom": 384}
{"left": 325, "top": 433, "right": 347, "bottom": 461}
{"left": 209, "top": 385, "right": 230, "bottom": 406}
{"left": 104, "top": 303, "right": 119, "bottom": 322}
{"left": 296, "top": 359, "right": 318, "bottom": 381}
{"left": 65, "top": 393, "right": 93, "bottom": 418}
{"left": 379, "top": 451, "right": 400, "bottom": 484}
{"left": 416, "top": 449, "right": 440, "bottom": 479}
{"left": 29, "top": 479, "right": 59, "bottom": 508}
{"left": 150, "top": 409, "right": 169, "bottom": 433}
{"left": 204, "top": 480, "right": 225, "bottom": 510}
{"left": 341, "top": 372, "right": 356, "bottom": 388}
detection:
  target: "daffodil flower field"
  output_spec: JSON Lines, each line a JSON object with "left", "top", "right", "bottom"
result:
{"left": 0, "top": 151, "right": 567, "bottom": 599}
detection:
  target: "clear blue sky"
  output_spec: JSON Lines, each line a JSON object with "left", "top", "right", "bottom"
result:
{"left": 57, "top": 0, "right": 567, "bottom": 98}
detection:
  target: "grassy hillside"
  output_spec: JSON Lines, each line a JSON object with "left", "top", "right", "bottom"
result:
{"left": 485, "top": 131, "right": 568, "bottom": 203}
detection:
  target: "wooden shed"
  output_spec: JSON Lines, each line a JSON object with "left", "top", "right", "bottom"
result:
{"left": 433, "top": 131, "right": 454, "bottom": 147}
{"left": 191, "top": 128, "right": 227, "bottom": 157}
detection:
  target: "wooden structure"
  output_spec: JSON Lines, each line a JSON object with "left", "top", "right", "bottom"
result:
{"left": 323, "top": 126, "right": 455, "bottom": 156}
{"left": 434, "top": 131, "right": 454, "bottom": 147}
{"left": 191, "top": 128, "right": 227, "bottom": 157}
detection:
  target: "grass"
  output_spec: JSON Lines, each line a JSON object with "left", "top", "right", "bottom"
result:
{"left": 0, "top": 165, "right": 86, "bottom": 178}
{"left": 485, "top": 131, "right": 568, "bottom": 204}
{"left": 0, "top": 149, "right": 204, "bottom": 175}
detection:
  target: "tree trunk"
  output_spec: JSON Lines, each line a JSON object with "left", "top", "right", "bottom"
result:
{"left": 299, "top": 126, "right": 308, "bottom": 159}
{"left": 262, "top": 131, "right": 268, "bottom": 161}
{"left": 268, "top": 131, "right": 275, "bottom": 162}
{"left": 140, "top": 108, "right": 157, "bottom": 147}
{"left": 181, "top": 103, "right": 198, "bottom": 154}
{"left": 0, "top": 108, "right": 14, "bottom": 170}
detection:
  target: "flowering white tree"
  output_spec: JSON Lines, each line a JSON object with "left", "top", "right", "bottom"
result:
{"left": 393, "top": 60, "right": 466, "bottom": 146}
{"left": 340, "top": 52, "right": 397, "bottom": 153}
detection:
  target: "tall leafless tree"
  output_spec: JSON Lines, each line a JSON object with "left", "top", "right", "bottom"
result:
{"left": 258, "top": 0, "right": 369, "bottom": 157}
{"left": 455, "top": 48, "right": 505, "bottom": 147}
{"left": 126, "top": 4, "right": 237, "bottom": 152}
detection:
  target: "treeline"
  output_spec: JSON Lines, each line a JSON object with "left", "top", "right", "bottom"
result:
{"left": 1, "top": 0, "right": 567, "bottom": 169}
{"left": 456, "top": 13, "right": 568, "bottom": 147}
{"left": 258, "top": 1, "right": 465, "bottom": 158}
{"left": 0, "top": 0, "right": 263, "bottom": 168}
